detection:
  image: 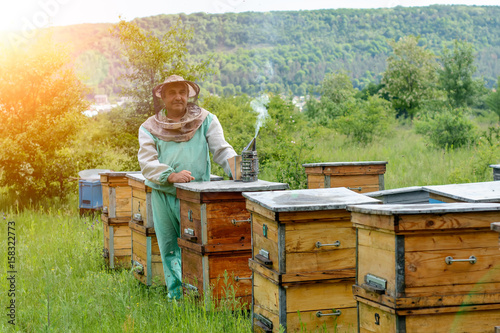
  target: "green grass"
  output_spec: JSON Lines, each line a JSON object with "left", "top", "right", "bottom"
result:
{"left": 303, "top": 124, "right": 498, "bottom": 189}
{"left": 0, "top": 202, "right": 252, "bottom": 332}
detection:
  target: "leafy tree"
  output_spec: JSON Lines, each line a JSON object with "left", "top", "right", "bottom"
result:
{"left": 382, "top": 35, "right": 440, "bottom": 119}
{"left": 334, "top": 96, "right": 395, "bottom": 144}
{"left": 259, "top": 95, "right": 315, "bottom": 189}
{"left": 414, "top": 107, "right": 478, "bottom": 149}
{"left": 0, "top": 34, "right": 88, "bottom": 202}
{"left": 110, "top": 18, "right": 212, "bottom": 116}
{"left": 486, "top": 76, "right": 500, "bottom": 123}
{"left": 439, "top": 40, "right": 482, "bottom": 108}
{"left": 320, "top": 71, "right": 357, "bottom": 104}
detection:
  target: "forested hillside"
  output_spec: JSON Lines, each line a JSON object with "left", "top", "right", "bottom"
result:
{"left": 51, "top": 5, "right": 500, "bottom": 99}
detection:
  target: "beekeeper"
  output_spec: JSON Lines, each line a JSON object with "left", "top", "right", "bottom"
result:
{"left": 138, "top": 75, "right": 237, "bottom": 299}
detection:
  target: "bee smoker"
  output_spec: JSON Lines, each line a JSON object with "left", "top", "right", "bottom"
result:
{"left": 228, "top": 135, "right": 259, "bottom": 182}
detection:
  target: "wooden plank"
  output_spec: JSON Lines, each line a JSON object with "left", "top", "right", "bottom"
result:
{"left": 252, "top": 214, "right": 280, "bottom": 273}
{"left": 278, "top": 209, "right": 351, "bottom": 222}
{"left": 358, "top": 300, "right": 397, "bottom": 333}
{"left": 353, "top": 283, "right": 500, "bottom": 309}
{"left": 176, "top": 188, "right": 201, "bottom": 203}
{"left": 329, "top": 174, "right": 380, "bottom": 187}
{"left": 352, "top": 212, "right": 396, "bottom": 231}
{"left": 357, "top": 244, "right": 396, "bottom": 299}
{"left": 405, "top": 231, "right": 499, "bottom": 252}
{"left": 282, "top": 269, "right": 356, "bottom": 284}
{"left": 323, "top": 164, "right": 386, "bottom": 176}
{"left": 182, "top": 248, "right": 204, "bottom": 293}
{"left": 286, "top": 279, "right": 356, "bottom": 312}
{"left": 129, "top": 221, "right": 155, "bottom": 236}
{"left": 398, "top": 211, "right": 500, "bottom": 231}
{"left": 404, "top": 246, "right": 500, "bottom": 288}
{"left": 286, "top": 248, "right": 356, "bottom": 273}
{"left": 205, "top": 201, "right": 252, "bottom": 245}
{"left": 285, "top": 222, "right": 355, "bottom": 253}
{"left": 246, "top": 201, "right": 277, "bottom": 221}
{"left": 249, "top": 258, "right": 281, "bottom": 283}
{"left": 286, "top": 307, "right": 357, "bottom": 333}
{"left": 253, "top": 270, "right": 279, "bottom": 315}
{"left": 102, "top": 185, "right": 109, "bottom": 211}
{"left": 303, "top": 166, "right": 324, "bottom": 174}
{"left": 201, "top": 192, "right": 246, "bottom": 203}
{"left": 253, "top": 305, "right": 279, "bottom": 333}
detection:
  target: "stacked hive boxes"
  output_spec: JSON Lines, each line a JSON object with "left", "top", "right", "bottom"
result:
{"left": 243, "top": 187, "right": 380, "bottom": 332}
{"left": 175, "top": 180, "right": 288, "bottom": 307}
{"left": 349, "top": 203, "right": 500, "bottom": 332}
{"left": 127, "top": 173, "right": 164, "bottom": 286}
{"left": 303, "top": 161, "right": 387, "bottom": 193}
{"left": 100, "top": 171, "right": 140, "bottom": 269}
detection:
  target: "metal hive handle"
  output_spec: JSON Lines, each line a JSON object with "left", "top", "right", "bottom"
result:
{"left": 316, "top": 310, "right": 342, "bottom": 317}
{"left": 445, "top": 255, "right": 476, "bottom": 265}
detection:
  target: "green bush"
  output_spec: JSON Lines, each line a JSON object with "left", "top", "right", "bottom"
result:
{"left": 414, "top": 107, "right": 478, "bottom": 149}
{"left": 334, "top": 96, "right": 395, "bottom": 144}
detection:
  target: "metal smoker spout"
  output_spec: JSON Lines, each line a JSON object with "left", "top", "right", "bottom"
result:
{"left": 227, "top": 134, "right": 259, "bottom": 182}
{"left": 241, "top": 135, "right": 259, "bottom": 182}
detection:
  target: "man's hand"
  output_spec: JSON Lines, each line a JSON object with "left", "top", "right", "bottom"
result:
{"left": 167, "top": 170, "right": 195, "bottom": 183}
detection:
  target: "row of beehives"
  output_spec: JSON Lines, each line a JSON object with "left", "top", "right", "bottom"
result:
{"left": 99, "top": 162, "right": 500, "bottom": 333}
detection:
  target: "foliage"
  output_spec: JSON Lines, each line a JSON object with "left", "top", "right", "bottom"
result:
{"left": 110, "top": 19, "right": 212, "bottom": 116}
{"left": 334, "top": 96, "right": 395, "bottom": 144}
{"left": 485, "top": 76, "right": 500, "bottom": 123}
{"left": 414, "top": 107, "right": 478, "bottom": 149}
{"left": 0, "top": 34, "right": 88, "bottom": 203}
{"left": 49, "top": 5, "right": 500, "bottom": 98}
{"left": 439, "top": 40, "right": 483, "bottom": 108}
{"left": 258, "top": 95, "right": 316, "bottom": 189}
{"left": 382, "top": 35, "right": 440, "bottom": 119}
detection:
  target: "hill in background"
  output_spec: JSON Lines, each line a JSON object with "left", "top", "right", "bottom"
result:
{"left": 50, "top": 5, "right": 500, "bottom": 100}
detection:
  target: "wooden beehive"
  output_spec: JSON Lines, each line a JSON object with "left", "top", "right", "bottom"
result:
{"left": 366, "top": 186, "right": 430, "bottom": 204}
{"left": 491, "top": 164, "right": 500, "bottom": 181}
{"left": 303, "top": 161, "right": 387, "bottom": 193}
{"left": 127, "top": 173, "right": 164, "bottom": 285}
{"left": 357, "top": 299, "right": 500, "bottom": 333}
{"left": 174, "top": 180, "right": 289, "bottom": 305}
{"left": 100, "top": 171, "right": 140, "bottom": 269}
{"left": 423, "top": 181, "right": 500, "bottom": 203}
{"left": 100, "top": 171, "right": 141, "bottom": 222}
{"left": 243, "top": 187, "right": 381, "bottom": 332}
{"left": 179, "top": 238, "right": 252, "bottom": 307}
{"left": 349, "top": 203, "right": 500, "bottom": 310}
{"left": 129, "top": 220, "right": 164, "bottom": 286}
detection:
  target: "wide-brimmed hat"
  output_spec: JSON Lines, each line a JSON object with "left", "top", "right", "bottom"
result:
{"left": 153, "top": 75, "right": 200, "bottom": 99}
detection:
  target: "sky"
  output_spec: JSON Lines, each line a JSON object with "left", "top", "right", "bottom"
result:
{"left": 0, "top": 0, "right": 498, "bottom": 33}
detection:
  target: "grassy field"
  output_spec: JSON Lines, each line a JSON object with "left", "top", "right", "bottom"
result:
{"left": 0, "top": 123, "right": 498, "bottom": 332}
{"left": 0, "top": 202, "right": 252, "bottom": 332}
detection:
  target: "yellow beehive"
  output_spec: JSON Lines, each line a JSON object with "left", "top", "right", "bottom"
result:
{"left": 100, "top": 171, "right": 140, "bottom": 269}
{"left": 350, "top": 203, "right": 500, "bottom": 310}
{"left": 243, "top": 188, "right": 380, "bottom": 332}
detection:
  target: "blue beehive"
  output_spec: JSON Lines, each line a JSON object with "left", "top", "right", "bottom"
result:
{"left": 78, "top": 179, "right": 103, "bottom": 209}
{"left": 78, "top": 169, "right": 110, "bottom": 215}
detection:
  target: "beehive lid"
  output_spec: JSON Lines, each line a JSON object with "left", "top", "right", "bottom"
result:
{"left": 99, "top": 171, "right": 141, "bottom": 177}
{"left": 78, "top": 169, "right": 112, "bottom": 180}
{"left": 174, "top": 180, "right": 289, "bottom": 192}
{"left": 302, "top": 161, "right": 388, "bottom": 167}
{"left": 126, "top": 173, "right": 146, "bottom": 183}
{"left": 243, "top": 187, "right": 380, "bottom": 212}
{"left": 348, "top": 203, "right": 500, "bottom": 215}
{"left": 423, "top": 181, "right": 500, "bottom": 203}
{"left": 366, "top": 186, "right": 424, "bottom": 198}
{"left": 490, "top": 164, "right": 500, "bottom": 169}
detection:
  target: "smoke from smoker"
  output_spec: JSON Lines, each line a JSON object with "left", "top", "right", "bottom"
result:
{"left": 250, "top": 94, "right": 270, "bottom": 137}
